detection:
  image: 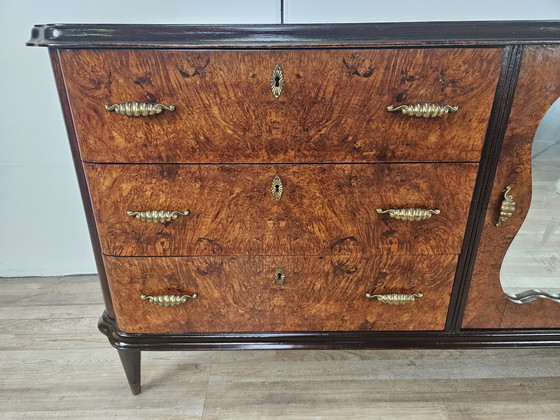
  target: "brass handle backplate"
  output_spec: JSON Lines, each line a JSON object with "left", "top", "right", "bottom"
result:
{"left": 387, "top": 103, "right": 458, "bottom": 118}
{"left": 376, "top": 208, "right": 440, "bottom": 221}
{"left": 105, "top": 102, "right": 176, "bottom": 117}
{"left": 496, "top": 186, "right": 516, "bottom": 227}
{"left": 141, "top": 293, "right": 198, "bottom": 307}
{"left": 365, "top": 292, "right": 424, "bottom": 305}
{"left": 127, "top": 210, "right": 190, "bottom": 224}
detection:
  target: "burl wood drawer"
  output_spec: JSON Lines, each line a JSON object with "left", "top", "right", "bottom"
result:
{"left": 84, "top": 163, "right": 478, "bottom": 256}
{"left": 104, "top": 254, "right": 457, "bottom": 333}
{"left": 60, "top": 48, "right": 502, "bottom": 163}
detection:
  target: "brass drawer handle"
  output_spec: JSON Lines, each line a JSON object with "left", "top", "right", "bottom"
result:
{"left": 387, "top": 103, "right": 458, "bottom": 118}
{"left": 496, "top": 186, "right": 516, "bottom": 227}
{"left": 127, "top": 210, "right": 190, "bottom": 224}
{"left": 104, "top": 101, "right": 176, "bottom": 116}
{"left": 376, "top": 208, "right": 440, "bottom": 221}
{"left": 365, "top": 292, "right": 424, "bottom": 305}
{"left": 141, "top": 293, "right": 198, "bottom": 307}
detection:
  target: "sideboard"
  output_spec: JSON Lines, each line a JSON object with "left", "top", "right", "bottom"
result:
{"left": 28, "top": 21, "right": 560, "bottom": 394}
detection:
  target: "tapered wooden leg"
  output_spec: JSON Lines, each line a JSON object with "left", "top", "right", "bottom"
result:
{"left": 117, "top": 348, "right": 141, "bottom": 395}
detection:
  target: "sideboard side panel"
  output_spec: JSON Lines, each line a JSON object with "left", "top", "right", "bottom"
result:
{"left": 463, "top": 45, "right": 560, "bottom": 329}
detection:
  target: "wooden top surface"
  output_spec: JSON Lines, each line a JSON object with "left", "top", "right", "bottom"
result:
{"left": 27, "top": 21, "right": 560, "bottom": 48}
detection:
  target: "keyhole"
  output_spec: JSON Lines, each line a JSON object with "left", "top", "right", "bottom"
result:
{"left": 275, "top": 76, "right": 280, "bottom": 87}
{"left": 274, "top": 268, "right": 285, "bottom": 288}
{"left": 272, "top": 175, "right": 283, "bottom": 200}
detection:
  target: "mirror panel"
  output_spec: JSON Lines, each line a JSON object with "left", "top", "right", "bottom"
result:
{"left": 500, "top": 99, "right": 560, "bottom": 303}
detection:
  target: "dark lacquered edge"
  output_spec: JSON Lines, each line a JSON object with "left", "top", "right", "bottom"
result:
{"left": 98, "top": 312, "right": 560, "bottom": 350}
{"left": 28, "top": 21, "right": 560, "bottom": 48}
{"left": 117, "top": 348, "right": 141, "bottom": 395}
{"left": 49, "top": 49, "right": 115, "bottom": 317}
{"left": 445, "top": 45, "right": 524, "bottom": 331}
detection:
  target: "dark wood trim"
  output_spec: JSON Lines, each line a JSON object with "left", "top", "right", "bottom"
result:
{"left": 28, "top": 21, "right": 560, "bottom": 49}
{"left": 49, "top": 49, "right": 115, "bottom": 318}
{"left": 99, "top": 312, "right": 560, "bottom": 351}
{"left": 445, "top": 45, "right": 524, "bottom": 331}
{"left": 117, "top": 348, "right": 141, "bottom": 395}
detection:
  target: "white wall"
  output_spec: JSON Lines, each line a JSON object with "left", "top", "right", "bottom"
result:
{"left": 285, "top": 0, "right": 560, "bottom": 23}
{"left": 2, "top": 1, "right": 560, "bottom": 277}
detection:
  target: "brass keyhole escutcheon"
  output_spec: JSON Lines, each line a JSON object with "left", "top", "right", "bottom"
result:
{"left": 274, "top": 267, "right": 286, "bottom": 288}
{"left": 271, "top": 175, "right": 283, "bottom": 201}
{"left": 271, "top": 64, "right": 284, "bottom": 98}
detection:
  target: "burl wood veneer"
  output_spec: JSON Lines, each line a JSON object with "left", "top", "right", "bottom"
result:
{"left": 60, "top": 48, "right": 501, "bottom": 163}
{"left": 84, "top": 163, "right": 477, "bottom": 256}
{"left": 104, "top": 254, "right": 457, "bottom": 333}
{"left": 463, "top": 46, "right": 560, "bottom": 329}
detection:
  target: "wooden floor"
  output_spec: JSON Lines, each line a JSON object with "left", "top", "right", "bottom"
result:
{"left": 1, "top": 275, "right": 559, "bottom": 419}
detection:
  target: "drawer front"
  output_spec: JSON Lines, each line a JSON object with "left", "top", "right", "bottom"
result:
{"left": 85, "top": 163, "right": 478, "bottom": 256}
{"left": 61, "top": 48, "right": 502, "bottom": 163}
{"left": 104, "top": 254, "right": 457, "bottom": 333}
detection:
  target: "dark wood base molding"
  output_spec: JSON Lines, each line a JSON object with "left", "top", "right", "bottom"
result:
{"left": 99, "top": 312, "right": 560, "bottom": 351}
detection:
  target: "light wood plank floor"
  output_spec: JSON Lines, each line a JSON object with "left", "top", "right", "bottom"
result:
{"left": 0, "top": 275, "right": 559, "bottom": 419}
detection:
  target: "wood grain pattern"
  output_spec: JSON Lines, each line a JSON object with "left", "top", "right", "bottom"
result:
{"left": 444, "top": 45, "right": 524, "bottom": 331}
{"left": 84, "top": 163, "right": 477, "bottom": 256}
{"left": 463, "top": 46, "right": 560, "bottom": 329}
{"left": 60, "top": 48, "right": 502, "bottom": 163}
{"left": 103, "top": 254, "right": 457, "bottom": 333}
